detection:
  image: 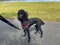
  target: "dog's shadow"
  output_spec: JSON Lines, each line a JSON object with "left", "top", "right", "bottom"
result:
{"left": 29, "top": 26, "right": 40, "bottom": 33}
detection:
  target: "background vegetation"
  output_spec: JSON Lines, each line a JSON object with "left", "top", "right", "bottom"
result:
{"left": 0, "top": 2, "right": 60, "bottom": 22}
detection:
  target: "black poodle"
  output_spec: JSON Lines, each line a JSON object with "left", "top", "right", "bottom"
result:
{"left": 17, "top": 9, "right": 45, "bottom": 42}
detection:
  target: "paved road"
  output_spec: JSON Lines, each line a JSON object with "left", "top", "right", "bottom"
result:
{"left": 0, "top": 19, "right": 60, "bottom": 45}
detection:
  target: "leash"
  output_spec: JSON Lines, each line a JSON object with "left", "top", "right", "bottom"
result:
{"left": 0, "top": 15, "right": 21, "bottom": 30}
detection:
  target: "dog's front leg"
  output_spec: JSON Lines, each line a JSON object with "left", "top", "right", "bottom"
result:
{"left": 26, "top": 28, "right": 31, "bottom": 42}
{"left": 23, "top": 29, "right": 26, "bottom": 37}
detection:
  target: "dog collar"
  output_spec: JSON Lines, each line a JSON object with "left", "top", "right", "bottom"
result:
{"left": 22, "top": 22, "right": 30, "bottom": 29}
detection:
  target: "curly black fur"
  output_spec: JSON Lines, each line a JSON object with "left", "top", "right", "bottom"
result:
{"left": 17, "top": 9, "right": 45, "bottom": 42}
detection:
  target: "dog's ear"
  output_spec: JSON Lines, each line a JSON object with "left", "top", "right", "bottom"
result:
{"left": 24, "top": 11, "right": 28, "bottom": 20}
{"left": 17, "top": 9, "right": 23, "bottom": 21}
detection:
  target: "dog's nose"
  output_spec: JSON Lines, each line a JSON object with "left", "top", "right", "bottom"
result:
{"left": 19, "top": 14, "right": 23, "bottom": 17}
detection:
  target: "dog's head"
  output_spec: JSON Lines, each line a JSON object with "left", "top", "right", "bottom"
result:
{"left": 17, "top": 9, "right": 28, "bottom": 21}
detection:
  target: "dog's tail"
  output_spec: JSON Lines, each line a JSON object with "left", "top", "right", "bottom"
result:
{"left": 41, "top": 21, "right": 45, "bottom": 25}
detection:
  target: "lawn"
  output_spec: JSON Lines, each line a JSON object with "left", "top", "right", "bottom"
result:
{"left": 0, "top": 2, "right": 60, "bottom": 22}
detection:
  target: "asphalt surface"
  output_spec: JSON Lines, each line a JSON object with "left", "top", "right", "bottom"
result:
{"left": 0, "top": 19, "right": 60, "bottom": 45}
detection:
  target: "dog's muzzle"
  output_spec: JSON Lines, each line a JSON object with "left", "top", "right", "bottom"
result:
{"left": 18, "top": 14, "right": 24, "bottom": 19}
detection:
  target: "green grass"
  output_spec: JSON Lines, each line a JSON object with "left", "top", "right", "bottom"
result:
{"left": 0, "top": 2, "right": 60, "bottom": 22}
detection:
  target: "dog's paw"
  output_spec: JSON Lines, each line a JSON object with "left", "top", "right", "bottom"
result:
{"left": 34, "top": 31, "right": 38, "bottom": 34}
{"left": 28, "top": 40, "right": 30, "bottom": 42}
{"left": 22, "top": 34, "right": 26, "bottom": 37}
{"left": 40, "top": 35, "right": 43, "bottom": 38}
{"left": 28, "top": 39, "right": 31, "bottom": 43}
{"left": 28, "top": 38, "right": 31, "bottom": 43}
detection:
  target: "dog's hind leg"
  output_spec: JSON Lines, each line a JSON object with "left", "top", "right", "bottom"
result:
{"left": 38, "top": 26, "right": 43, "bottom": 38}
{"left": 34, "top": 25, "right": 39, "bottom": 34}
